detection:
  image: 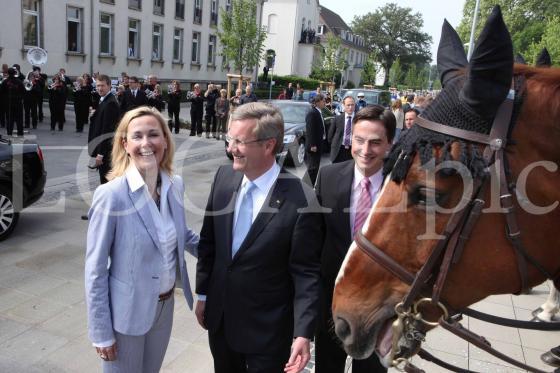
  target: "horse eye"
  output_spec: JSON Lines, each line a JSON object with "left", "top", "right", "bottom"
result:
{"left": 410, "top": 186, "right": 443, "bottom": 207}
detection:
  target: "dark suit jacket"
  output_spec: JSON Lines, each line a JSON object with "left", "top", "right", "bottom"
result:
{"left": 314, "top": 160, "right": 354, "bottom": 330}
{"left": 305, "top": 107, "right": 325, "bottom": 152}
{"left": 328, "top": 113, "right": 352, "bottom": 161}
{"left": 196, "top": 165, "right": 322, "bottom": 354}
{"left": 122, "top": 89, "right": 148, "bottom": 112}
{"left": 88, "top": 93, "right": 120, "bottom": 158}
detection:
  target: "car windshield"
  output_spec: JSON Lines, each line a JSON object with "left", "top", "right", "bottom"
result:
{"left": 345, "top": 90, "right": 379, "bottom": 104}
{"left": 275, "top": 103, "right": 310, "bottom": 123}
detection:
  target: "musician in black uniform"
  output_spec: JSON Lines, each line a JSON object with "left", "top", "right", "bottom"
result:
{"left": 48, "top": 74, "right": 68, "bottom": 131}
{"left": 0, "top": 65, "right": 8, "bottom": 128}
{"left": 32, "top": 66, "right": 47, "bottom": 123}
{"left": 204, "top": 83, "right": 219, "bottom": 138}
{"left": 167, "top": 80, "right": 182, "bottom": 134}
{"left": 23, "top": 71, "right": 41, "bottom": 129}
{"left": 0, "top": 68, "right": 25, "bottom": 137}
{"left": 73, "top": 77, "right": 92, "bottom": 133}
{"left": 187, "top": 83, "right": 204, "bottom": 136}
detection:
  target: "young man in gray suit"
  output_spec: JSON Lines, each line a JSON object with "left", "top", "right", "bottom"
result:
{"left": 196, "top": 102, "right": 322, "bottom": 373}
{"left": 328, "top": 95, "right": 356, "bottom": 163}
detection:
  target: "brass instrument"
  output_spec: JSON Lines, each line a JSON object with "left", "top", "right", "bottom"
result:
{"left": 145, "top": 88, "right": 156, "bottom": 100}
{"left": 73, "top": 81, "right": 81, "bottom": 92}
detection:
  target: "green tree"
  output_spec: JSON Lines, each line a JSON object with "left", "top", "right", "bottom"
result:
{"left": 311, "top": 33, "right": 347, "bottom": 83}
{"left": 404, "top": 64, "right": 417, "bottom": 89}
{"left": 526, "top": 16, "right": 560, "bottom": 66}
{"left": 457, "top": 0, "right": 560, "bottom": 57}
{"left": 360, "top": 53, "right": 378, "bottom": 86}
{"left": 388, "top": 58, "right": 403, "bottom": 87}
{"left": 351, "top": 3, "right": 432, "bottom": 86}
{"left": 218, "top": 0, "right": 267, "bottom": 75}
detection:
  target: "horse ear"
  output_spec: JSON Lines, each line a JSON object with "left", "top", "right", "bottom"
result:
{"left": 515, "top": 53, "right": 526, "bottom": 65}
{"left": 460, "top": 6, "right": 513, "bottom": 120}
{"left": 536, "top": 48, "right": 551, "bottom": 67}
{"left": 437, "top": 19, "right": 468, "bottom": 87}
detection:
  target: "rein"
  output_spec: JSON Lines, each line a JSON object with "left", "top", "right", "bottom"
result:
{"left": 354, "top": 85, "right": 560, "bottom": 373}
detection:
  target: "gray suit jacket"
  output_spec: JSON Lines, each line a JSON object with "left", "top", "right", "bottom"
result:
{"left": 85, "top": 170, "right": 199, "bottom": 344}
{"left": 328, "top": 113, "right": 351, "bottom": 162}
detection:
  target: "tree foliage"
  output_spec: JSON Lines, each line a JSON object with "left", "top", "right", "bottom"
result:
{"left": 388, "top": 58, "right": 403, "bottom": 87}
{"left": 457, "top": 0, "right": 560, "bottom": 58}
{"left": 311, "top": 33, "right": 346, "bottom": 83}
{"left": 526, "top": 16, "right": 560, "bottom": 66}
{"left": 351, "top": 3, "right": 432, "bottom": 85}
{"left": 361, "top": 53, "right": 378, "bottom": 86}
{"left": 218, "top": 0, "right": 267, "bottom": 75}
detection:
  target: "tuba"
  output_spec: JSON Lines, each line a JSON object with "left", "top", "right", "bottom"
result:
{"left": 26, "top": 47, "right": 48, "bottom": 67}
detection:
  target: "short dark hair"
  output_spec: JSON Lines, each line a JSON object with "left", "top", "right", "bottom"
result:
{"left": 129, "top": 76, "right": 139, "bottom": 83}
{"left": 96, "top": 74, "right": 111, "bottom": 86}
{"left": 353, "top": 104, "right": 396, "bottom": 143}
{"left": 311, "top": 93, "right": 325, "bottom": 105}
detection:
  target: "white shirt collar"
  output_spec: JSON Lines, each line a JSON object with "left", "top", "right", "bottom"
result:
{"left": 352, "top": 165, "right": 384, "bottom": 193}
{"left": 125, "top": 164, "right": 172, "bottom": 194}
{"left": 240, "top": 162, "right": 281, "bottom": 194}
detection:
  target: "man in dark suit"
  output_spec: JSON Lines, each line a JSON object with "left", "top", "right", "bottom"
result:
{"left": 87, "top": 74, "right": 120, "bottom": 184}
{"left": 328, "top": 95, "right": 356, "bottom": 163}
{"left": 121, "top": 76, "right": 148, "bottom": 114}
{"left": 314, "top": 105, "right": 396, "bottom": 373}
{"left": 196, "top": 102, "right": 322, "bottom": 373}
{"left": 304, "top": 94, "right": 326, "bottom": 186}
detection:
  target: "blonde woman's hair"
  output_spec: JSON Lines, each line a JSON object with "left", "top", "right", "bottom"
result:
{"left": 107, "top": 106, "right": 175, "bottom": 180}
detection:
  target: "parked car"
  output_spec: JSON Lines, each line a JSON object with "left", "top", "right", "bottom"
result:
{"left": 339, "top": 88, "right": 392, "bottom": 108}
{"left": 224, "top": 100, "right": 334, "bottom": 167}
{"left": 0, "top": 136, "right": 47, "bottom": 241}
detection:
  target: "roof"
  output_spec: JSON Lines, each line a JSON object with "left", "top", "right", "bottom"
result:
{"left": 320, "top": 5, "right": 350, "bottom": 35}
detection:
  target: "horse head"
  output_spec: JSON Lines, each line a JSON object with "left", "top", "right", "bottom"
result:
{"left": 332, "top": 6, "right": 560, "bottom": 367}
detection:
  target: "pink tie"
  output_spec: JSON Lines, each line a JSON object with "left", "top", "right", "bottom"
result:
{"left": 354, "top": 178, "right": 372, "bottom": 237}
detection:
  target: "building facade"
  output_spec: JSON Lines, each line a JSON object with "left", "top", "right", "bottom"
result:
{"left": 261, "top": 0, "right": 321, "bottom": 78}
{"left": 0, "top": 0, "right": 263, "bottom": 86}
{"left": 318, "top": 5, "right": 369, "bottom": 87}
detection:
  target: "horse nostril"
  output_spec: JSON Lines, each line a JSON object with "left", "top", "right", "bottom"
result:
{"left": 334, "top": 316, "right": 352, "bottom": 341}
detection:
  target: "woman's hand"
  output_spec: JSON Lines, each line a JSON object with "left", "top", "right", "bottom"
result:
{"left": 96, "top": 343, "right": 117, "bottom": 361}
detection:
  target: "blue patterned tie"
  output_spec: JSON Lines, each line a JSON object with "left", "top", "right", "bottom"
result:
{"left": 232, "top": 182, "right": 256, "bottom": 258}
{"left": 343, "top": 116, "right": 352, "bottom": 146}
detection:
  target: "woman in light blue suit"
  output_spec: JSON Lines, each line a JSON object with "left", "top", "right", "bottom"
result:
{"left": 85, "top": 106, "right": 199, "bottom": 372}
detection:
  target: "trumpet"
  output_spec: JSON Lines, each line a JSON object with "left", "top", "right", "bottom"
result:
{"left": 145, "top": 88, "right": 156, "bottom": 100}
{"left": 167, "top": 83, "right": 177, "bottom": 94}
{"left": 73, "top": 81, "right": 81, "bottom": 92}
{"left": 24, "top": 79, "right": 33, "bottom": 91}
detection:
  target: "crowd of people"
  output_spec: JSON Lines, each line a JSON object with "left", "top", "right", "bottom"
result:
{"left": 0, "top": 64, "right": 263, "bottom": 140}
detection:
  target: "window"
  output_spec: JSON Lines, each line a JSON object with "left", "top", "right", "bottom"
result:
{"left": 22, "top": 0, "right": 41, "bottom": 47}
{"left": 208, "top": 35, "right": 216, "bottom": 65}
{"left": 100, "top": 0, "right": 115, "bottom": 3}
{"left": 317, "top": 24, "right": 324, "bottom": 35}
{"left": 193, "top": 0, "right": 202, "bottom": 24}
{"left": 129, "top": 0, "right": 141, "bottom": 10}
{"left": 99, "top": 13, "right": 113, "bottom": 55}
{"left": 210, "top": 0, "right": 218, "bottom": 26}
{"left": 128, "top": 19, "right": 140, "bottom": 58}
{"left": 67, "top": 6, "right": 82, "bottom": 52}
{"left": 267, "top": 14, "right": 278, "bottom": 34}
{"left": 152, "top": 24, "right": 163, "bottom": 60}
{"left": 350, "top": 50, "right": 354, "bottom": 63}
{"left": 154, "top": 0, "right": 164, "bottom": 15}
{"left": 173, "top": 28, "right": 183, "bottom": 62}
{"left": 225, "top": 0, "right": 231, "bottom": 12}
{"left": 191, "top": 32, "right": 200, "bottom": 63}
{"left": 175, "top": 0, "right": 184, "bottom": 19}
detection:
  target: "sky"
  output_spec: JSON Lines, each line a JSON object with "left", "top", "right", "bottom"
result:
{"left": 318, "top": 0, "right": 466, "bottom": 64}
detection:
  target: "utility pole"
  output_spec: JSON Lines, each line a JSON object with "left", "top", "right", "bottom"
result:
{"left": 467, "top": 0, "right": 481, "bottom": 61}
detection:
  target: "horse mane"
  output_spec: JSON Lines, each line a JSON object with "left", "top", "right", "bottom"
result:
{"left": 385, "top": 64, "right": 560, "bottom": 183}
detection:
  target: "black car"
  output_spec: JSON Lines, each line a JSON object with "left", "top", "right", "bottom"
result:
{"left": 0, "top": 136, "right": 47, "bottom": 241}
{"left": 225, "top": 100, "right": 334, "bottom": 167}
{"left": 339, "top": 88, "right": 391, "bottom": 108}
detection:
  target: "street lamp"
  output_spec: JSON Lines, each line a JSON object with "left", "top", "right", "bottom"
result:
{"left": 467, "top": 0, "right": 481, "bottom": 61}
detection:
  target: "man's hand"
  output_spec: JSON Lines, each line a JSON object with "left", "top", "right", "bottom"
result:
{"left": 95, "top": 155, "right": 104, "bottom": 167}
{"left": 95, "top": 343, "right": 117, "bottom": 361}
{"left": 195, "top": 300, "right": 207, "bottom": 329}
{"left": 284, "top": 337, "right": 310, "bottom": 373}
{"left": 310, "top": 146, "right": 317, "bottom": 153}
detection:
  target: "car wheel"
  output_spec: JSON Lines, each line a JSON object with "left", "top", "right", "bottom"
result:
{"left": 225, "top": 142, "right": 233, "bottom": 160}
{"left": 290, "top": 141, "right": 306, "bottom": 167}
{"left": 0, "top": 187, "right": 19, "bottom": 242}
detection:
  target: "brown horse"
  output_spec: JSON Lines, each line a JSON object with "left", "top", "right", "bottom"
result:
{"left": 331, "top": 7, "right": 560, "bottom": 368}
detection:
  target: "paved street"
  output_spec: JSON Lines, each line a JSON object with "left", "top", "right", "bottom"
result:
{"left": 0, "top": 106, "right": 559, "bottom": 372}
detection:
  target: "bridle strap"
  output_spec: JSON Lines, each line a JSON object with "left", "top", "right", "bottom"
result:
{"left": 415, "top": 116, "right": 493, "bottom": 145}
